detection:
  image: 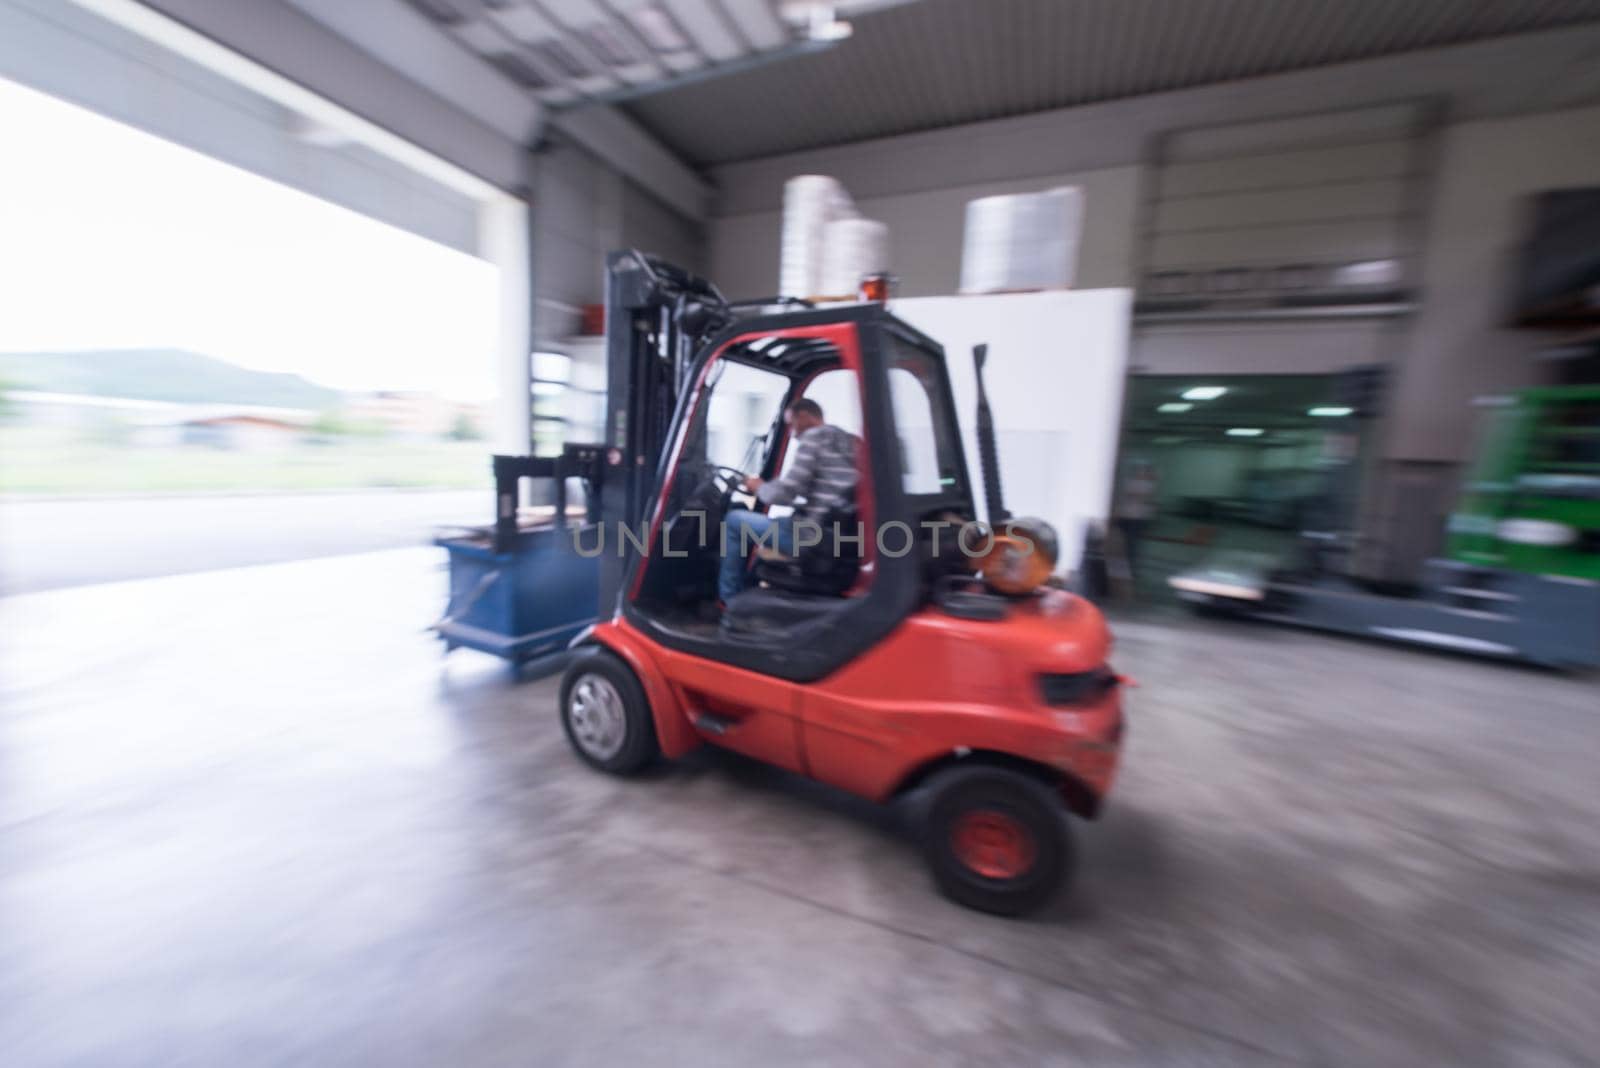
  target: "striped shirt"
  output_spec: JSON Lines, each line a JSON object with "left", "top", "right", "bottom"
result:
{"left": 757, "top": 423, "right": 860, "bottom": 518}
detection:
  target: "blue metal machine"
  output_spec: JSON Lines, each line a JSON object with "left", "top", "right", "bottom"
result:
{"left": 433, "top": 526, "right": 601, "bottom": 665}
{"left": 433, "top": 450, "right": 607, "bottom": 666}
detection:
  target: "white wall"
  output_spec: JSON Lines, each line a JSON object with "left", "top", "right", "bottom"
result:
{"left": 710, "top": 165, "right": 1142, "bottom": 301}
{"left": 892, "top": 289, "right": 1133, "bottom": 571}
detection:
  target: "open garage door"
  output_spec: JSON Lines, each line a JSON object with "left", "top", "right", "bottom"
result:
{"left": 0, "top": 0, "right": 497, "bottom": 256}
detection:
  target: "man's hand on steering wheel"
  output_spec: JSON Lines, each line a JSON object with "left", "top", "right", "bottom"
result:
{"left": 707, "top": 465, "right": 746, "bottom": 495}
{"left": 740, "top": 474, "right": 763, "bottom": 494}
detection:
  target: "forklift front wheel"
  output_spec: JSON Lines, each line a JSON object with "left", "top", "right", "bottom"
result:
{"left": 922, "top": 766, "right": 1072, "bottom": 917}
{"left": 560, "top": 649, "right": 660, "bottom": 775}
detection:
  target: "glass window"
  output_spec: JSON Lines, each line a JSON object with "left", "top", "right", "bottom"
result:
{"left": 530, "top": 352, "right": 571, "bottom": 458}
{"left": 776, "top": 368, "right": 864, "bottom": 483}
{"left": 885, "top": 334, "right": 965, "bottom": 498}
{"left": 529, "top": 348, "right": 607, "bottom": 457}
{"left": 702, "top": 360, "right": 791, "bottom": 470}
{"left": 797, "top": 368, "right": 863, "bottom": 436}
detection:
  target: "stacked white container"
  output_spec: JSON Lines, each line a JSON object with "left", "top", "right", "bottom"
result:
{"left": 959, "top": 186, "right": 1084, "bottom": 294}
{"left": 779, "top": 175, "right": 858, "bottom": 299}
{"left": 819, "top": 218, "right": 891, "bottom": 297}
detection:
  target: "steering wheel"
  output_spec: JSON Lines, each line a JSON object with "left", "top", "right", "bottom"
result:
{"left": 677, "top": 464, "right": 748, "bottom": 525}
{"left": 709, "top": 465, "right": 746, "bottom": 498}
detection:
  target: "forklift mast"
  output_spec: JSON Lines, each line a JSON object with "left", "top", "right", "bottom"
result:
{"left": 595, "top": 250, "right": 733, "bottom": 608}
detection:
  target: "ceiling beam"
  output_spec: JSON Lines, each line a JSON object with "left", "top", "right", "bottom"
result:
{"left": 75, "top": 0, "right": 526, "bottom": 194}
{"left": 280, "top": 0, "right": 712, "bottom": 219}
{"left": 552, "top": 104, "right": 711, "bottom": 219}
{"left": 278, "top": 0, "right": 545, "bottom": 142}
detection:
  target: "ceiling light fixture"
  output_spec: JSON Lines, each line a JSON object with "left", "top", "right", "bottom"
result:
{"left": 1157, "top": 402, "right": 1193, "bottom": 413}
{"left": 1183, "top": 386, "right": 1227, "bottom": 401}
{"left": 1308, "top": 406, "right": 1354, "bottom": 417}
{"left": 1226, "top": 427, "right": 1264, "bottom": 437}
{"left": 781, "top": 2, "right": 853, "bottom": 42}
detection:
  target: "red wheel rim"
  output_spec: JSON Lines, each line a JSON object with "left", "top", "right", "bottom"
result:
{"left": 950, "top": 808, "right": 1037, "bottom": 880}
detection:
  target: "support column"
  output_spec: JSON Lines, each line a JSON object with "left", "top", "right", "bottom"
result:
{"left": 480, "top": 193, "right": 533, "bottom": 459}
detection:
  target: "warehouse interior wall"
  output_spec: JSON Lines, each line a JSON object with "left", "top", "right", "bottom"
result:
{"left": 532, "top": 134, "right": 705, "bottom": 346}
{"left": 1359, "top": 101, "right": 1600, "bottom": 580}
{"left": 1129, "top": 104, "right": 1428, "bottom": 379}
{"left": 1130, "top": 321, "right": 1407, "bottom": 377}
{"left": 709, "top": 164, "right": 1141, "bottom": 301}
{"left": 704, "top": 44, "right": 1600, "bottom": 581}
{"left": 620, "top": 178, "right": 706, "bottom": 282}
{"left": 1143, "top": 106, "right": 1426, "bottom": 279}
{"left": 703, "top": 21, "right": 1600, "bottom": 301}
{"left": 1386, "top": 101, "right": 1600, "bottom": 464}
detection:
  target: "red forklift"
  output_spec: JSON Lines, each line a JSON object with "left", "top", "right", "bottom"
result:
{"left": 455, "top": 252, "right": 1125, "bottom": 915}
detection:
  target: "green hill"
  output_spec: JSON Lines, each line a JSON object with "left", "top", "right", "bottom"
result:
{"left": 0, "top": 349, "right": 342, "bottom": 409}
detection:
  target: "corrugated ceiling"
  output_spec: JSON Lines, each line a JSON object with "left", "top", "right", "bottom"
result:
{"left": 620, "top": 0, "right": 1600, "bottom": 165}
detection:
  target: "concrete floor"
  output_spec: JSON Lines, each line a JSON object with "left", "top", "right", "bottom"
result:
{"left": 2, "top": 549, "right": 1597, "bottom": 1066}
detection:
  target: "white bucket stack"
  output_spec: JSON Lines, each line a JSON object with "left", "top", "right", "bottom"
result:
{"left": 819, "top": 218, "right": 891, "bottom": 297}
{"left": 959, "top": 186, "right": 1083, "bottom": 294}
{"left": 779, "top": 175, "right": 887, "bottom": 300}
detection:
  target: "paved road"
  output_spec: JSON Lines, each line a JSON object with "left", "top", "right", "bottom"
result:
{"left": 0, "top": 490, "right": 488, "bottom": 594}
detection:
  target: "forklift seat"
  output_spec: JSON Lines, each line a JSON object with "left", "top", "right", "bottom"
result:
{"left": 751, "top": 499, "right": 861, "bottom": 597}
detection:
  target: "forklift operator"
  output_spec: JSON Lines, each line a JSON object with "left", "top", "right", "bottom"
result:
{"left": 720, "top": 398, "right": 860, "bottom": 603}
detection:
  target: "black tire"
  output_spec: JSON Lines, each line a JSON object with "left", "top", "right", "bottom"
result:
{"left": 922, "top": 765, "right": 1072, "bottom": 917}
{"left": 559, "top": 648, "right": 659, "bottom": 775}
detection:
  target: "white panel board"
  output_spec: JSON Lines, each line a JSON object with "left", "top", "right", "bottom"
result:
{"left": 891, "top": 289, "right": 1133, "bottom": 572}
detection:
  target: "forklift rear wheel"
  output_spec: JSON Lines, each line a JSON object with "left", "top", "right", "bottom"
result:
{"left": 923, "top": 766, "right": 1071, "bottom": 916}
{"left": 560, "top": 649, "right": 659, "bottom": 775}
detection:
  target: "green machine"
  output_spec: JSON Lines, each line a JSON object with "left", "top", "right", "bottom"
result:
{"left": 1448, "top": 386, "right": 1600, "bottom": 582}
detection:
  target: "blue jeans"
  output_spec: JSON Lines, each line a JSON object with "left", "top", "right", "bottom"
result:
{"left": 720, "top": 510, "right": 794, "bottom": 603}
